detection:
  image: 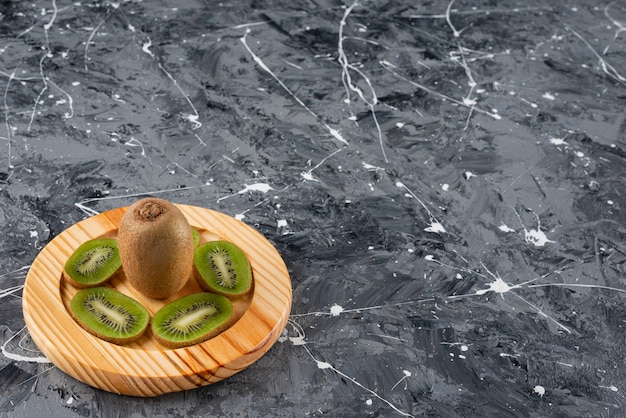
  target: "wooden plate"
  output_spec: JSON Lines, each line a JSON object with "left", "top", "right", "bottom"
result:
{"left": 22, "top": 205, "right": 292, "bottom": 397}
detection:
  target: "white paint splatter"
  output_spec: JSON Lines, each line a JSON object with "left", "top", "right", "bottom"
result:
{"left": 300, "top": 171, "right": 318, "bottom": 182}
{"left": 1, "top": 327, "right": 51, "bottom": 364}
{"left": 363, "top": 162, "right": 385, "bottom": 171}
{"left": 513, "top": 208, "right": 555, "bottom": 247}
{"left": 217, "top": 183, "right": 273, "bottom": 202}
{"left": 476, "top": 277, "right": 513, "bottom": 295}
{"left": 441, "top": 183, "right": 449, "bottom": 191}
{"left": 524, "top": 228, "right": 555, "bottom": 247}
{"left": 425, "top": 222, "right": 446, "bottom": 234}
{"left": 330, "top": 304, "right": 344, "bottom": 316}
{"left": 549, "top": 136, "right": 567, "bottom": 146}
{"left": 543, "top": 92, "right": 555, "bottom": 100}
{"left": 289, "top": 335, "right": 307, "bottom": 346}
{"left": 464, "top": 171, "right": 476, "bottom": 180}
{"left": 500, "top": 353, "right": 518, "bottom": 358}
{"left": 498, "top": 223, "right": 516, "bottom": 233}
{"left": 316, "top": 360, "right": 332, "bottom": 369}
{"left": 141, "top": 37, "right": 154, "bottom": 57}
{"left": 534, "top": 385, "right": 546, "bottom": 397}
{"left": 365, "top": 399, "right": 373, "bottom": 405}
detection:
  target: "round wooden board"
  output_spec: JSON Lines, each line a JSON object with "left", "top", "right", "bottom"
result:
{"left": 22, "top": 205, "right": 292, "bottom": 397}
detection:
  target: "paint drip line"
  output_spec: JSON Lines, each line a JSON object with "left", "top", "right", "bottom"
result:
{"left": 216, "top": 183, "right": 273, "bottom": 203}
{"left": 301, "top": 344, "right": 415, "bottom": 417}
{"left": 290, "top": 298, "right": 435, "bottom": 318}
{"left": 240, "top": 30, "right": 348, "bottom": 145}
{"left": 566, "top": 24, "right": 626, "bottom": 84}
{"left": 157, "top": 63, "right": 203, "bottom": 131}
{"left": 0, "top": 266, "right": 30, "bottom": 279}
{"left": 1, "top": 327, "right": 51, "bottom": 364}
{"left": 396, "top": 181, "right": 446, "bottom": 234}
{"left": 301, "top": 148, "right": 343, "bottom": 181}
{"left": 74, "top": 183, "right": 217, "bottom": 216}
{"left": 509, "top": 291, "right": 571, "bottom": 334}
{"left": 337, "top": 0, "right": 387, "bottom": 162}
{"left": 528, "top": 283, "right": 626, "bottom": 293}
{"left": 0, "top": 285, "right": 24, "bottom": 298}
{"left": 84, "top": 6, "right": 118, "bottom": 71}
{"left": 380, "top": 60, "right": 501, "bottom": 120}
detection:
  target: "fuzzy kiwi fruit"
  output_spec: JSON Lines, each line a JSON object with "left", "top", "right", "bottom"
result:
{"left": 117, "top": 198, "right": 194, "bottom": 299}
{"left": 63, "top": 238, "right": 122, "bottom": 288}
{"left": 152, "top": 292, "right": 234, "bottom": 349}
{"left": 69, "top": 287, "right": 150, "bottom": 345}
{"left": 193, "top": 241, "right": 252, "bottom": 297}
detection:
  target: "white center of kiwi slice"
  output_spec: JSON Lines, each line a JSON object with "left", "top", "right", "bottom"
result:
{"left": 212, "top": 253, "right": 236, "bottom": 288}
{"left": 152, "top": 292, "right": 234, "bottom": 349}
{"left": 168, "top": 303, "right": 219, "bottom": 334}
{"left": 77, "top": 247, "right": 115, "bottom": 276}
{"left": 89, "top": 299, "right": 135, "bottom": 332}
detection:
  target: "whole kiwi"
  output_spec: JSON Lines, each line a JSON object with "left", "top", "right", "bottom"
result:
{"left": 117, "top": 198, "right": 194, "bottom": 299}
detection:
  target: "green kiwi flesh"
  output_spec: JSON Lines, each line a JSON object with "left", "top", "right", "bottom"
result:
{"left": 69, "top": 287, "right": 149, "bottom": 345}
{"left": 193, "top": 241, "right": 252, "bottom": 297}
{"left": 152, "top": 292, "right": 234, "bottom": 349}
{"left": 191, "top": 227, "right": 200, "bottom": 248}
{"left": 63, "top": 238, "right": 122, "bottom": 288}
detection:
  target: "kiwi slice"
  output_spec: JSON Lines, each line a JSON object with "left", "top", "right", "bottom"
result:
{"left": 193, "top": 241, "right": 253, "bottom": 297}
{"left": 191, "top": 227, "right": 200, "bottom": 248}
{"left": 152, "top": 292, "right": 234, "bottom": 349}
{"left": 69, "top": 287, "right": 150, "bottom": 345}
{"left": 63, "top": 238, "right": 122, "bottom": 288}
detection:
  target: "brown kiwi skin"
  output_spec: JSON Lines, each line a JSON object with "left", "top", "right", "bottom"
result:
{"left": 117, "top": 198, "right": 194, "bottom": 299}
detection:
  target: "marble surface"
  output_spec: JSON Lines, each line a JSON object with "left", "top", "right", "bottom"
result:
{"left": 1, "top": 0, "right": 625, "bottom": 417}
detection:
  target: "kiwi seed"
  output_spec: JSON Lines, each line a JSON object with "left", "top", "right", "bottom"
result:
{"left": 152, "top": 292, "right": 234, "bottom": 349}
{"left": 63, "top": 238, "right": 122, "bottom": 288}
{"left": 69, "top": 287, "right": 150, "bottom": 345}
{"left": 193, "top": 241, "right": 253, "bottom": 297}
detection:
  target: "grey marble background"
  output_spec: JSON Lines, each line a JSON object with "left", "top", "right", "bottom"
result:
{"left": 1, "top": 1, "right": 625, "bottom": 417}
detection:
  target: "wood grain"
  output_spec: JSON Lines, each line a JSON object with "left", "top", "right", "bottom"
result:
{"left": 22, "top": 205, "right": 292, "bottom": 397}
